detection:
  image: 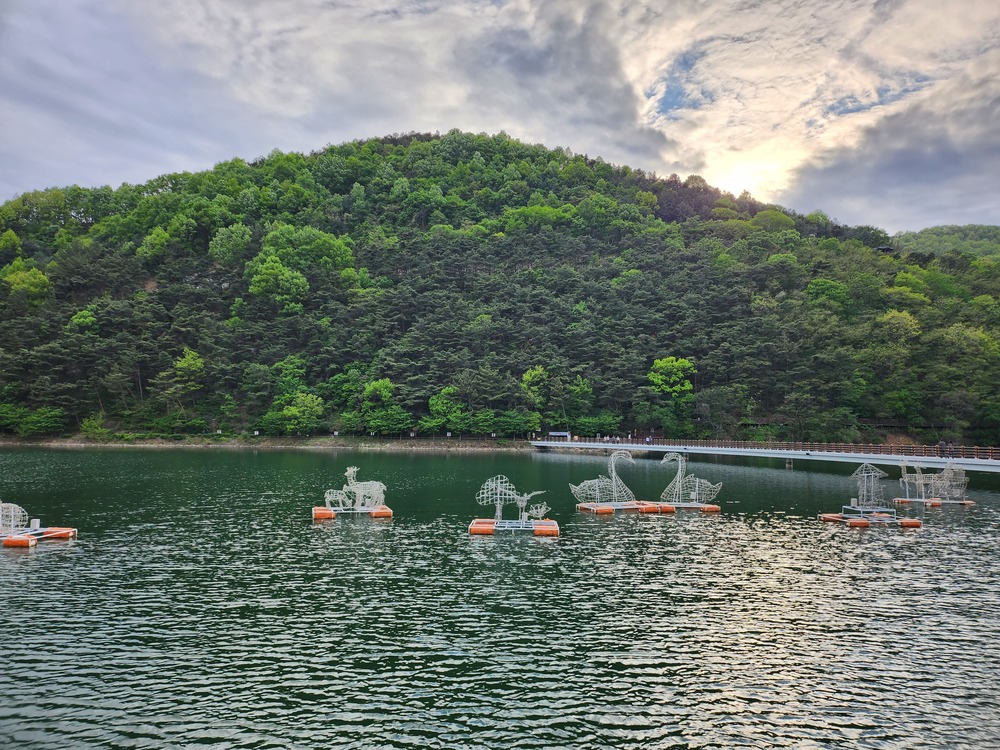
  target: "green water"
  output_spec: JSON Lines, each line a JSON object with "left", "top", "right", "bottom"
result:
{"left": 2, "top": 447, "right": 999, "bottom": 749}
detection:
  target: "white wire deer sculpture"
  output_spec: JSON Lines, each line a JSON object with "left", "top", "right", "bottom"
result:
{"left": 324, "top": 466, "right": 388, "bottom": 510}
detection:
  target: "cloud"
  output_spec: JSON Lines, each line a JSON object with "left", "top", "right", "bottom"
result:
{"left": 0, "top": 0, "right": 998, "bottom": 232}
{"left": 452, "top": 2, "right": 679, "bottom": 166}
{"left": 0, "top": 1, "right": 288, "bottom": 194}
{"left": 777, "top": 49, "right": 1000, "bottom": 233}
{"left": 120, "top": 0, "right": 678, "bottom": 165}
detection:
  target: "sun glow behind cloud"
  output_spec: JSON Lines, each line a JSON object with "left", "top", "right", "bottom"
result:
{"left": 0, "top": 0, "right": 998, "bottom": 231}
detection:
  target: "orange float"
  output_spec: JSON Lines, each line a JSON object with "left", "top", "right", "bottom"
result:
{"left": 1, "top": 503, "right": 77, "bottom": 548}
{"left": 468, "top": 519, "right": 497, "bottom": 535}
{"left": 2, "top": 535, "right": 37, "bottom": 548}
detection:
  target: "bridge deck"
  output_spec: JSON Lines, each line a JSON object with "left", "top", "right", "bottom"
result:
{"left": 529, "top": 440, "right": 1000, "bottom": 473}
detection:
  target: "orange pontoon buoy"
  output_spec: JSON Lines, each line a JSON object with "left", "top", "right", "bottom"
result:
{"left": 41, "top": 527, "right": 77, "bottom": 539}
{"left": 468, "top": 519, "right": 497, "bottom": 535}
{"left": 312, "top": 507, "right": 337, "bottom": 520}
{"left": 2, "top": 535, "right": 37, "bottom": 548}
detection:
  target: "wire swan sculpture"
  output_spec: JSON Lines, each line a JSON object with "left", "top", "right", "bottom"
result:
{"left": 660, "top": 453, "right": 722, "bottom": 504}
{"left": 569, "top": 450, "right": 636, "bottom": 505}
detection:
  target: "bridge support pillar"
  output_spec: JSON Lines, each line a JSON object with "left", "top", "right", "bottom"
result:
{"left": 785, "top": 458, "right": 794, "bottom": 470}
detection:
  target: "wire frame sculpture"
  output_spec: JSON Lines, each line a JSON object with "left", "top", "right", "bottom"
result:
{"left": 660, "top": 452, "right": 722, "bottom": 504}
{"left": 928, "top": 464, "right": 969, "bottom": 501}
{"left": 850, "top": 463, "right": 888, "bottom": 508}
{"left": 899, "top": 461, "right": 935, "bottom": 500}
{"left": 476, "top": 475, "right": 549, "bottom": 521}
{"left": 325, "top": 466, "right": 387, "bottom": 509}
{"left": 0, "top": 502, "right": 29, "bottom": 536}
{"left": 569, "top": 450, "right": 636, "bottom": 505}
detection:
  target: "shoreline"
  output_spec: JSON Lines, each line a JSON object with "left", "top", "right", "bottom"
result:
{"left": 0, "top": 435, "right": 537, "bottom": 453}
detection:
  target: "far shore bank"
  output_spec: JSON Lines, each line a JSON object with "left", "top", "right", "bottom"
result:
{"left": 0, "top": 434, "right": 538, "bottom": 453}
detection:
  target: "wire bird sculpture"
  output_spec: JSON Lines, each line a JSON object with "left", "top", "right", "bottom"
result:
{"left": 476, "top": 475, "right": 550, "bottom": 521}
{"left": 850, "top": 463, "right": 888, "bottom": 508}
{"left": 0, "top": 502, "right": 28, "bottom": 536}
{"left": 660, "top": 452, "right": 722, "bottom": 504}
{"left": 569, "top": 450, "right": 636, "bottom": 505}
{"left": 324, "top": 466, "right": 387, "bottom": 509}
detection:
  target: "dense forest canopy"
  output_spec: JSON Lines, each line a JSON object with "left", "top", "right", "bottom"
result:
{"left": 1, "top": 130, "right": 998, "bottom": 444}
{"left": 892, "top": 225, "right": 1000, "bottom": 259}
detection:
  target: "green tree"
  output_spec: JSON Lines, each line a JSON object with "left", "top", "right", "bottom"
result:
{"left": 281, "top": 392, "right": 325, "bottom": 435}
{"left": 247, "top": 255, "right": 309, "bottom": 312}
{"left": 750, "top": 209, "right": 795, "bottom": 233}
{"left": 419, "top": 386, "right": 468, "bottom": 433}
{"left": 260, "top": 223, "right": 353, "bottom": 273}
{"left": 81, "top": 412, "right": 111, "bottom": 440}
{"left": 208, "top": 223, "right": 252, "bottom": 266}
{"left": 136, "top": 226, "right": 169, "bottom": 261}
{"left": 494, "top": 409, "right": 541, "bottom": 437}
{"left": 1, "top": 258, "right": 51, "bottom": 304}
{"left": 0, "top": 404, "right": 29, "bottom": 434}
{"left": 0, "top": 229, "right": 21, "bottom": 265}
{"left": 153, "top": 347, "right": 206, "bottom": 413}
{"left": 17, "top": 407, "right": 67, "bottom": 436}
{"left": 648, "top": 357, "right": 696, "bottom": 397}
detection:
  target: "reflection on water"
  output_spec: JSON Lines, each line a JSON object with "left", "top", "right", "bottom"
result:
{"left": 2, "top": 447, "right": 999, "bottom": 748}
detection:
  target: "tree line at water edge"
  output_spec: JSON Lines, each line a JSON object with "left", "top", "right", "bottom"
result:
{"left": 1, "top": 130, "right": 998, "bottom": 445}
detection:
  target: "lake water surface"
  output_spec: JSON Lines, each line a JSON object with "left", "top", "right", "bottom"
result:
{"left": 2, "top": 447, "right": 999, "bottom": 749}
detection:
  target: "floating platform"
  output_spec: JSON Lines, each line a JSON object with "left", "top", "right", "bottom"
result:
{"left": 2, "top": 526, "right": 78, "bottom": 548}
{"left": 576, "top": 500, "right": 720, "bottom": 514}
{"left": 312, "top": 505, "right": 393, "bottom": 521}
{"left": 818, "top": 506, "right": 921, "bottom": 528}
{"left": 892, "top": 496, "right": 975, "bottom": 507}
{"left": 468, "top": 518, "right": 559, "bottom": 536}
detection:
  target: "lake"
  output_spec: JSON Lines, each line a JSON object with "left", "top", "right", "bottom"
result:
{"left": 2, "top": 446, "right": 999, "bottom": 749}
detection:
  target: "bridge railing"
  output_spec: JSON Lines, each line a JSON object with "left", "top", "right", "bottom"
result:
{"left": 538, "top": 436, "right": 999, "bottom": 461}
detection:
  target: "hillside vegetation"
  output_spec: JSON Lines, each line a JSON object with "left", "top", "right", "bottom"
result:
{"left": 1, "top": 131, "right": 998, "bottom": 444}
{"left": 893, "top": 225, "right": 1000, "bottom": 258}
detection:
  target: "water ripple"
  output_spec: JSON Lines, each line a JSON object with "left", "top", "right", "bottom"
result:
{"left": 2, "top": 449, "right": 999, "bottom": 748}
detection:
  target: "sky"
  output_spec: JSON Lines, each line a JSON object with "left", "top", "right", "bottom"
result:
{"left": 1, "top": 0, "right": 998, "bottom": 234}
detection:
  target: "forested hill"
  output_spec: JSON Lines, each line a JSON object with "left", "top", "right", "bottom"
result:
{"left": 1, "top": 131, "right": 998, "bottom": 444}
{"left": 893, "top": 225, "right": 1000, "bottom": 258}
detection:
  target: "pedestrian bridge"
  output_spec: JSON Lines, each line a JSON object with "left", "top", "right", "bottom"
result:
{"left": 529, "top": 438, "right": 1000, "bottom": 474}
